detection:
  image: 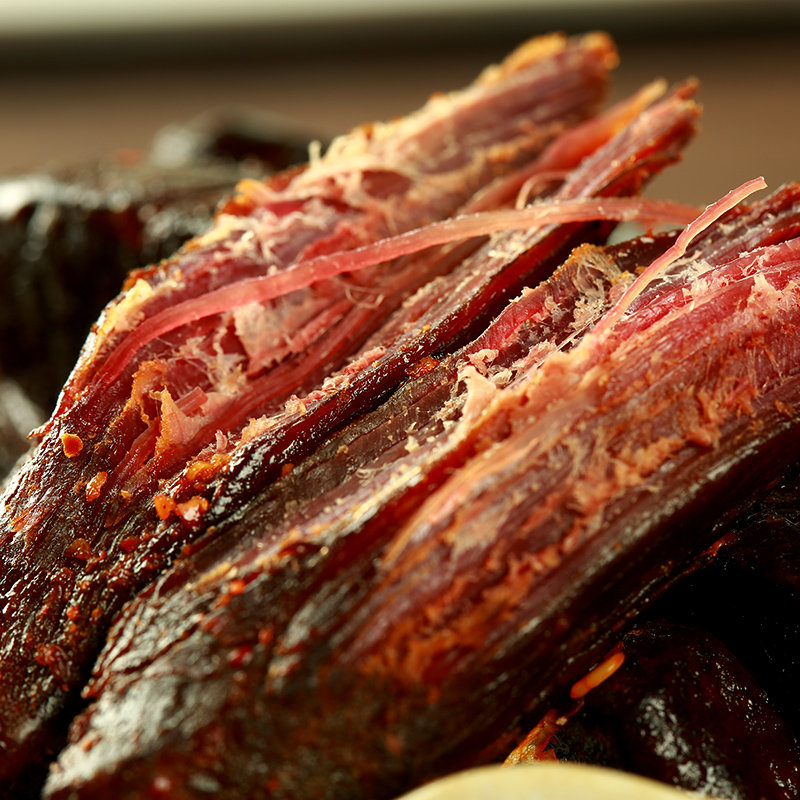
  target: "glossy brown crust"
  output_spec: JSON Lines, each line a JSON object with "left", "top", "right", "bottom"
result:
{"left": 646, "top": 465, "right": 800, "bottom": 736}
{"left": 45, "top": 184, "right": 800, "bottom": 798}
{"left": 0, "top": 35, "right": 617, "bottom": 791}
{"left": 536, "top": 622, "right": 800, "bottom": 799}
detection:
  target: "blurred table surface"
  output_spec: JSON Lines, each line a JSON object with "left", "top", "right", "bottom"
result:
{"left": 2, "top": 15, "right": 799, "bottom": 208}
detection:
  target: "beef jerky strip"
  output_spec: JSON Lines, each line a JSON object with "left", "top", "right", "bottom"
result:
{"left": 6, "top": 77, "right": 694, "bottom": 707}
{"left": 506, "top": 622, "right": 800, "bottom": 799}
{"left": 90, "top": 81, "right": 698, "bottom": 643}
{"left": 26, "top": 84, "right": 695, "bottom": 796}
{"left": 30, "top": 206, "right": 718, "bottom": 797}
{"left": 640, "top": 460, "right": 800, "bottom": 736}
{"left": 0, "top": 85, "right": 694, "bottom": 794}
{"left": 78, "top": 233, "right": 671, "bottom": 710}
{"left": 46, "top": 185, "right": 800, "bottom": 800}
{"left": 42, "top": 221, "right": 664, "bottom": 800}
{"left": 34, "top": 83, "right": 699, "bottom": 795}
{"left": 0, "top": 33, "right": 617, "bottom": 789}
{"left": 188, "top": 81, "right": 699, "bottom": 533}
{"left": 70, "top": 191, "right": 800, "bottom": 800}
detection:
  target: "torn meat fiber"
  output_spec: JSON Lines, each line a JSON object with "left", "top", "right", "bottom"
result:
{"left": 45, "top": 156, "right": 800, "bottom": 800}
{"left": 0, "top": 32, "right": 624, "bottom": 790}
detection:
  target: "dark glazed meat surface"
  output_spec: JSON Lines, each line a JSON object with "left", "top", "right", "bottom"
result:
{"left": 539, "top": 622, "right": 800, "bottom": 798}
{"left": 3, "top": 31, "right": 800, "bottom": 800}
{"left": 0, "top": 34, "right": 619, "bottom": 795}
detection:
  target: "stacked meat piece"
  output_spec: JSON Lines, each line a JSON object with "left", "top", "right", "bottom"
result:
{"left": 2, "top": 31, "right": 800, "bottom": 800}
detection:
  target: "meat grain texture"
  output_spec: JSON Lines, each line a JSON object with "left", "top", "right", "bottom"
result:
{"left": 2, "top": 31, "right": 800, "bottom": 800}
{"left": 0, "top": 32, "right": 619, "bottom": 793}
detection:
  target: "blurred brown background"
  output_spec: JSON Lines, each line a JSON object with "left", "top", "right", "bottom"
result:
{"left": 2, "top": 0, "right": 800, "bottom": 206}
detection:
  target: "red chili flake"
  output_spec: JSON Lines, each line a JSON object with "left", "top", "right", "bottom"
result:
{"left": 185, "top": 460, "right": 216, "bottom": 483}
{"left": 570, "top": 651, "right": 626, "bottom": 700}
{"left": 153, "top": 493, "right": 176, "bottom": 520}
{"left": 227, "top": 644, "right": 254, "bottom": 669}
{"left": 66, "top": 605, "right": 80, "bottom": 621}
{"left": 229, "top": 579, "right": 246, "bottom": 595}
{"left": 85, "top": 471, "right": 108, "bottom": 502}
{"left": 61, "top": 433, "right": 84, "bottom": 458}
{"left": 35, "top": 643, "right": 71, "bottom": 688}
{"left": 258, "top": 626, "right": 274, "bottom": 646}
{"left": 84, "top": 549, "right": 107, "bottom": 574}
{"left": 175, "top": 495, "right": 209, "bottom": 524}
{"left": 280, "top": 463, "right": 294, "bottom": 478}
{"left": 119, "top": 536, "right": 141, "bottom": 553}
{"left": 65, "top": 538, "right": 92, "bottom": 560}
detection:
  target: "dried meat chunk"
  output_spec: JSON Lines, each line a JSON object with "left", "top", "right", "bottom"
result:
{"left": 0, "top": 33, "right": 618, "bottom": 790}
{"left": 46, "top": 176, "right": 800, "bottom": 799}
{"left": 0, "top": 107, "right": 317, "bottom": 411}
{"left": 509, "top": 622, "right": 800, "bottom": 799}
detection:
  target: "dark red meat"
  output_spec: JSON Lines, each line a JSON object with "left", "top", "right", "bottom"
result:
{"left": 512, "top": 622, "right": 800, "bottom": 799}
{"left": 7, "top": 32, "right": 800, "bottom": 800}
{"left": 43, "top": 190, "right": 800, "bottom": 798}
{"left": 0, "top": 33, "right": 620, "bottom": 791}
